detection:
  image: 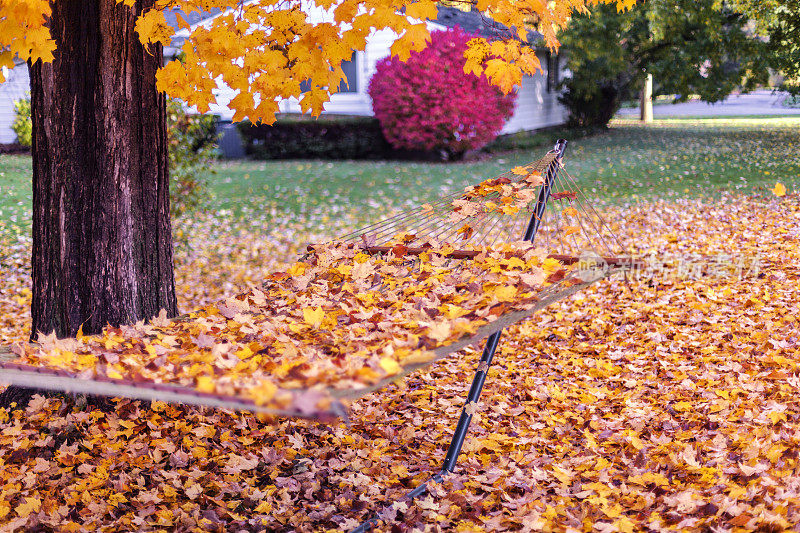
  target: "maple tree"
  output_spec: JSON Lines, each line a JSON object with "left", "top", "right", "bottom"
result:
{"left": 0, "top": 0, "right": 636, "bottom": 347}
{"left": 0, "top": 0, "right": 633, "bottom": 407}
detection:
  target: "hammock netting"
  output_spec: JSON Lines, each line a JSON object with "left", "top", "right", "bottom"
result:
{"left": 0, "top": 147, "right": 635, "bottom": 420}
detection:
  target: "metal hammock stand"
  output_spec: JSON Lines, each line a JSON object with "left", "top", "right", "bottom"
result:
{"left": 346, "top": 140, "right": 632, "bottom": 531}
{"left": 0, "top": 139, "right": 639, "bottom": 529}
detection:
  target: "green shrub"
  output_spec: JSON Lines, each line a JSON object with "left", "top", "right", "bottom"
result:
{"left": 559, "top": 81, "right": 627, "bottom": 128}
{"left": 11, "top": 97, "right": 32, "bottom": 148}
{"left": 167, "top": 99, "right": 219, "bottom": 218}
{"left": 237, "top": 115, "right": 390, "bottom": 160}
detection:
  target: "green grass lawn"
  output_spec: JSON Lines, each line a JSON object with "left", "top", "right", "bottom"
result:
{"left": 2, "top": 116, "right": 799, "bottom": 232}
{"left": 0, "top": 153, "right": 33, "bottom": 233}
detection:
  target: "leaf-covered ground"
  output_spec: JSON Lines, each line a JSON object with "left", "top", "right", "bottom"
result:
{"left": 1, "top": 188, "right": 800, "bottom": 531}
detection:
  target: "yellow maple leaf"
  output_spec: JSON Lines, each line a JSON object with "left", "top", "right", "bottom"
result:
{"left": 196, "top": 376, "right": 215, "bottom": 394}
{"left": 511, "top": 166, "right": 529, "bottom": 175}
{"left": 15, "top": 497, "right": 41, "bottom": 518}
{"left": 463, "top": 38, "right": 490, "bottom": 76}
{"left": 287, "top": 262, "right": 307, "bottom": 276}
{"left": 379, "top": 356, "right": 401, "bottom": 375}
{"left": 134, "top": 9, "right": 173, "bottom": 47}
{"left": 390, "top": 24, "right": 430, "bottom": 62}
{"left": 440, "top": 304, "right": 469, "bottom": 319}
{"left": 551, "top": 466, "right": 572, "bottom": 484}
{"left": 299, "top": 88, "right": 329, "bottom": 116}
{"left": 494, "top": 285, "right": 517, "bottom": 302}
{"left": 405, "top": 0, "right": 438, "bottom": 21}
{"left": 615, "top": 0, "right": 638, "bottom": 11}
{"left": 772, "top": 182, "right": 786, "bottom": 197}
{"left": 769, "top": 411, "right": 787, "bottom": 424}
{"left": 672, "top": 401, "right": 692, "bottom": 412}
{"left": 541, "top": 257, "right": 562, "bottom": 272}
{"left": 303, "top": 306, "right": 325, "bottom": 328}
{"left": 616, "top": 516, "right": 636, "bottom": 533}
{"left": 506, "top": 257, "right": 525, "bottom": 269}
{"left": 484, "top": 58, "right": 521, "bottom": 94}
{"left": 254, "top": 501, "right": 272, "bottom": 513}
{"left": 516, "top": 48, "right": 542, "bottom": 75}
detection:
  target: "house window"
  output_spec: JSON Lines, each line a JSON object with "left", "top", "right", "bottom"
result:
{"left": 300, "top": 52, "right": 358, "bottom": 93}
{"left": 339, "top": 53, "right": 358, "bottom": 93}
{"left": 546, "top": 53, "right": 560, "bottom": 92}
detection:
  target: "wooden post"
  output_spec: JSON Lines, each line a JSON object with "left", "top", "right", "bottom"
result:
{"left": 640, "top": 73, "right": 653, "bottom": 123}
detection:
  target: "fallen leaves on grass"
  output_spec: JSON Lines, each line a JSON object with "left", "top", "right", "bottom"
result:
{"left": 0, "top": 194, "right": 799, "bottom": 531}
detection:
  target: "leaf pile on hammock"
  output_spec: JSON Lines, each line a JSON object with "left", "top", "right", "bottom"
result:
{"left": 8, "top": 239, "right": 576, "bottom": 415}
{"left": 447, "top": 167, "right": 544, "bottom": 220}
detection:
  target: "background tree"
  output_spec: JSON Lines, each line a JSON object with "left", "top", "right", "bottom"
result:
{"left": 558, "top": 0, "right": 769, "bottom": 127}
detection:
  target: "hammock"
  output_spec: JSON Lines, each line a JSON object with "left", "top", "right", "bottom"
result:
{"left": 0, "top": 140, "right": 636, "bottom": 422}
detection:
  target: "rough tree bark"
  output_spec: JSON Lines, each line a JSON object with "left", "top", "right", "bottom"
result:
{"left": 0, "top": 0, "right": 178, "bottom": 408}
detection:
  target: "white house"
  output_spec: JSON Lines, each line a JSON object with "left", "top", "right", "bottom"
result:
{"left": 167, "top": 4, "right": 568, "bottom": 150}
{"left": 0, "top": 6, "right": 568, "bottom": 149}
{"left": 0, "top": 61, "right": 30, "bottom": 145}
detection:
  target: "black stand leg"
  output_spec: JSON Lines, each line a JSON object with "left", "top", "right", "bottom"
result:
{"left": 440, "top": 330, "right": 501, "bottom": 473}
{"left": 437, "top": 139, "right": 567, "bottom": 479}
{"left": 350, "top": 331, "right": 502, "bottom": 533}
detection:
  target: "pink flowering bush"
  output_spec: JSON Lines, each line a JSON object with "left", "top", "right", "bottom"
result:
{"left": 369, "top": 28, "right": 517, "bottom": 158}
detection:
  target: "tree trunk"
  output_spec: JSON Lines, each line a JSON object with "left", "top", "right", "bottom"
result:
{"left": 640, "top": 72, "right": 653, "bottom": 123}
{"left": 4, "top": 0, "right": 177, "bottom": 409}
{"left": 29, "top": 0, "right": 177, "bottom": 340}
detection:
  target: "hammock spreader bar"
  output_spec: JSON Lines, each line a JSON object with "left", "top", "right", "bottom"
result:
{"left": 0, "top": 358, "right": 347, "bottom": 421}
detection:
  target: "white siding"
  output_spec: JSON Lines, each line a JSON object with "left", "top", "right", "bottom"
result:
{"left": 0, "top": 64, "right": 30, "bottom": 144}
{"left": 501, "top": 53, "right": 568, "bottom": 134}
